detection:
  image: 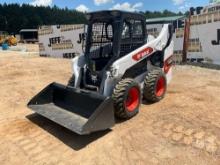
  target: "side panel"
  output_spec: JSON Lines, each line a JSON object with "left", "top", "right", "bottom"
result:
{"left": 112, "top": 24, "right": 170, "bottom": 77}
{"left": 164, "top": 41, "right": 174, "bottom": 84}
{"left": 72, "top": 55, "right": 86, "bottom": 87}
{"left": 103, "top": 73, "right": 118, "bottom": 97}
{"left": 102, "top": 72, "right": 148, "bottom": 97}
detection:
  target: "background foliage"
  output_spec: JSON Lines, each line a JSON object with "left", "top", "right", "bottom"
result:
{"left": 0, "top": 3, "right": 185, "bottom": 34}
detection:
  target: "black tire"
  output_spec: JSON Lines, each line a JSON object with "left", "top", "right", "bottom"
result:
{"left": 143, "top": 69, "right": 167, "bottom": 103}
{"left": 67, "top": 74, "right": 75, "bottom": 87}
{"left": 112, "top": 78, "right": 141, "bottom": 119}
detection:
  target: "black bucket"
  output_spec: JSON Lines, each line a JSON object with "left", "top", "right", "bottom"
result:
{"left": 27, "top": 82, "right": 115, "bottom": 135}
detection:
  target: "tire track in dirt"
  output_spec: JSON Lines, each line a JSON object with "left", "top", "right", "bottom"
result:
{"left": 1, "top": 119, "right": 73, "bottom": 165}
{"left": 152, "top": 120, "right": 220, "bottom": 155}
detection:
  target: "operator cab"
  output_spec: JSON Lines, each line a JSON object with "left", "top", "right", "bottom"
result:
{"left": 85, "top": 10, "right": 147, "bottom": 71}
{"left": 83, "top": 10, "right": 147, "bottom": 90}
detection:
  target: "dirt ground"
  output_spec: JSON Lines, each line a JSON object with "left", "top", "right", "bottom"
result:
{"left": 0, "top": 51, "right": 220, "bottom": 165}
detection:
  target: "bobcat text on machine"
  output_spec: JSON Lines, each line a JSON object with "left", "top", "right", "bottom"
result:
{"left": 28, "top": 10, "right": 174, "bottom": 135}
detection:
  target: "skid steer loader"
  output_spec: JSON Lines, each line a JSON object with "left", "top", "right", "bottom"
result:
{"left": 28, "top": 10, "right": 174, "bottom": 135}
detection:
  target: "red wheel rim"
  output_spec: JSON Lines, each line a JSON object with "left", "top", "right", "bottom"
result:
{"left": 125, "top": 87, "right": 140, "bottom": 112}
{"left": 156, "top": 77, "right": 166, "bottom": 97}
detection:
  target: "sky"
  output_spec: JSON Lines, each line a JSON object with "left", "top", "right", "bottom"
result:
{"left": 0, "top": 0, "right": 210, "bottom": 13}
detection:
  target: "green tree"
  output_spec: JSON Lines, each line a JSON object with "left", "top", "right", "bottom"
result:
{"left": 0, "top": 3, "right": 87, "bottom": 33}
{"left": 0, "top": 3, "right": 185, "bottom": 34}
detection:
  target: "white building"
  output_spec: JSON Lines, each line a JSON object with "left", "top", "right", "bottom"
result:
{"left": 146, "top": 1, "right": 220, "bottom": 65}
{"left": 189, "top": 1, "right": 220, "bottom": 64}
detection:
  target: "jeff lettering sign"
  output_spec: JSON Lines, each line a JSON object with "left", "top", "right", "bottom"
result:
{"left": 38, "top": 24, "right": 85, "bottom": 58}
